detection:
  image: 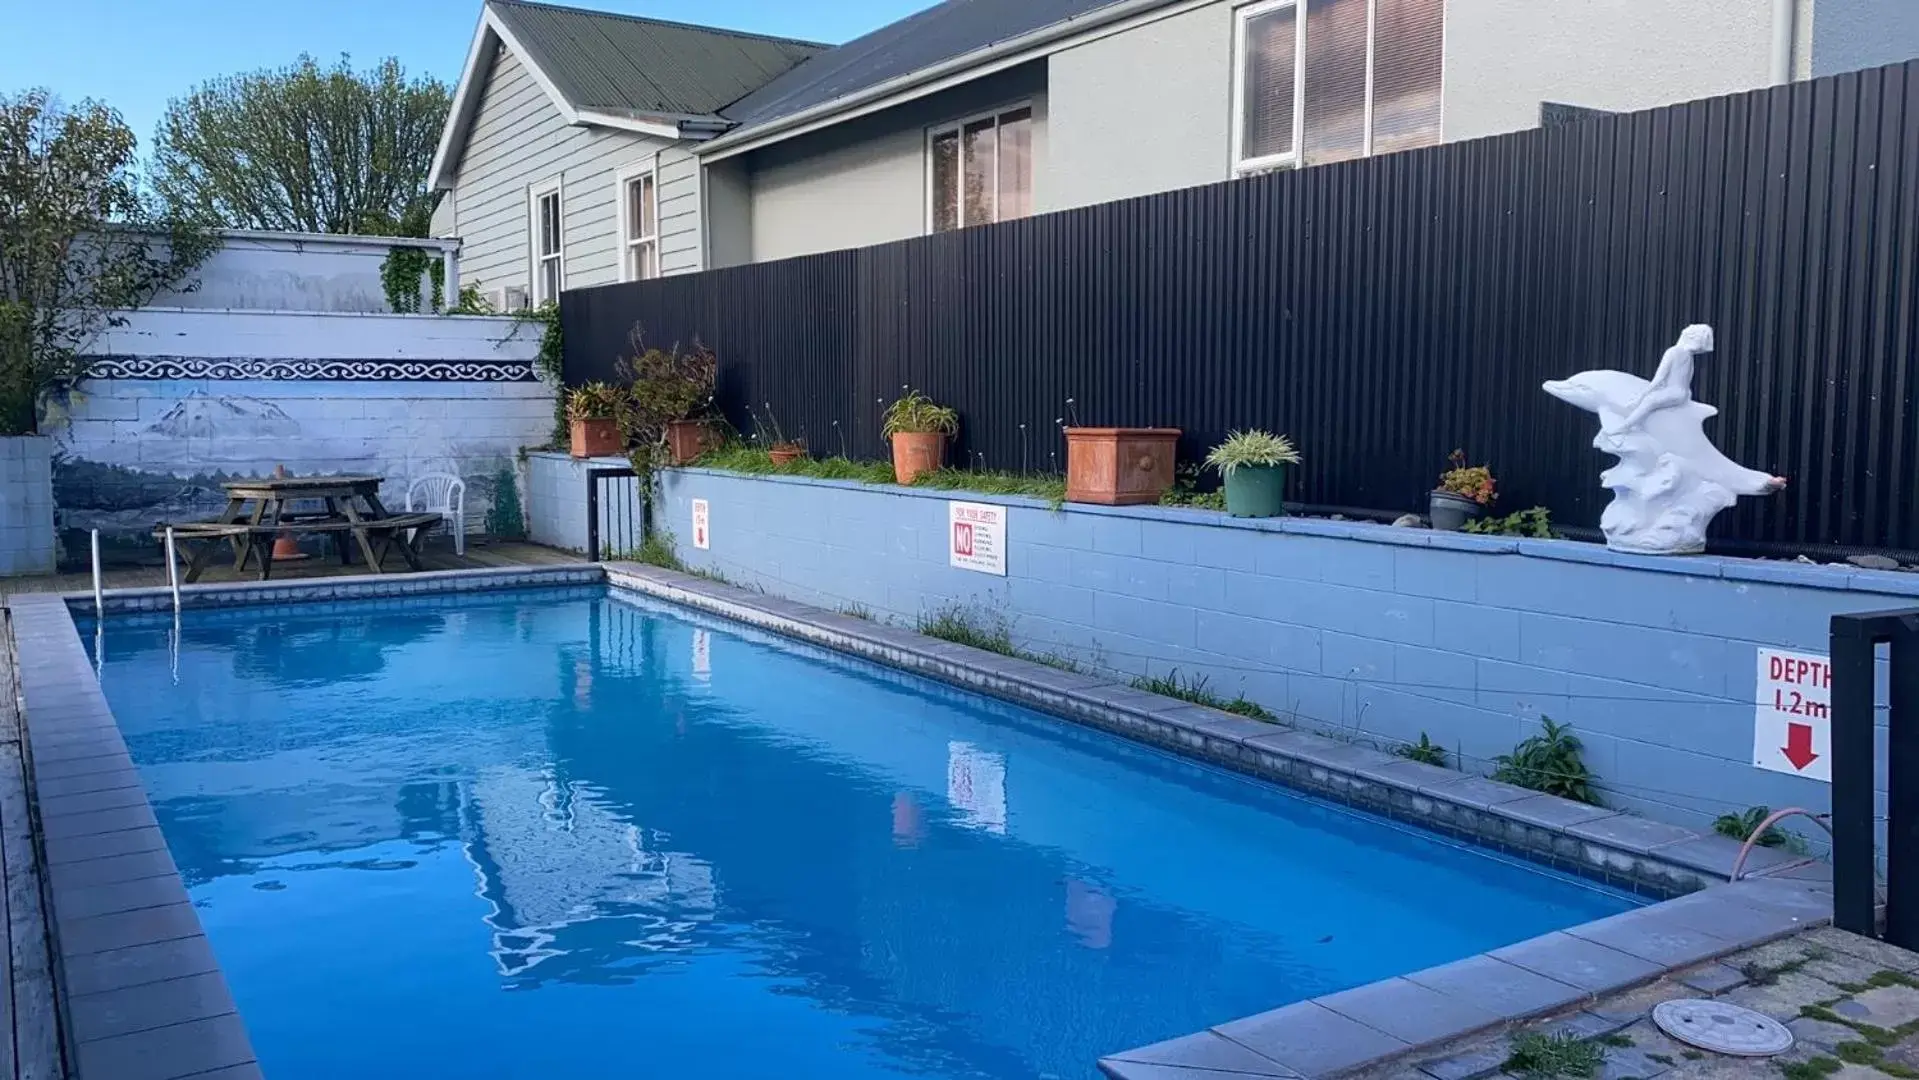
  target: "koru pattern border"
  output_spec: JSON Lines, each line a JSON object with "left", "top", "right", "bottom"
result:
{"left": 87, "top": 355, "right": 541, "bottom": 382}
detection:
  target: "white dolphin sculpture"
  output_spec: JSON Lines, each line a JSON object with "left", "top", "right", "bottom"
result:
{"left": 1543, "top": 325, "right": 1784, "bottom": 555}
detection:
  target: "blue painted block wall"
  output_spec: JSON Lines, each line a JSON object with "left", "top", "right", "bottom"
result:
{"left": 655, "top": 469, "right": 1907, "bottom": 837}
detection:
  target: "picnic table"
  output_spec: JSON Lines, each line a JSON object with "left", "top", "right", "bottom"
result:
{"left": 159, "top": 475, "right": 442, "bottom": 583}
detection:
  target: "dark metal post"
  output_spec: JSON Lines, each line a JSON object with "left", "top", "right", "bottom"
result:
{"left": 1832, "top": 615, "right": 1881, "bottom": 937}
{"left": 1892, "top": 632, "right": 1919, "bottom": 948}
{"left": 586, "top": 472, "right": 602, "bottom": 562}
{"left": 1833, "top": 607, "right": 1919, "bottom": 946}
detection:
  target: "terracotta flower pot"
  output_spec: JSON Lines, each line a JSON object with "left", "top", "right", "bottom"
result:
{"left": 768, "top": 444, "right": 805, "bottom": 466}
{"left": 1064, "top": 428, "right": 1180, "bottom": 505}
{"left": 666, "top": 419, "right": 716, "bottom": 465}
{"left": 570, "top": 418, "right": 622, "bottom": 459}
{"left": 890, "top": 431, "right": 945, "bottom": 485}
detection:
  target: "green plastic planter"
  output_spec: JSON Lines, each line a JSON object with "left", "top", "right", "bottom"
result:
{"left": 1223, "top": 464, "right": 1287, "bottom": 517}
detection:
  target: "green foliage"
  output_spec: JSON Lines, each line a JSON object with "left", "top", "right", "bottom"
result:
{"left": 484, "top": 466, "right": 524, "bottom": 540}
{"left": 918, "top": 604, "right": 1016, "bottom": 655}
{"left": 1204, "top": 429, "right": 1301, "bottom": 477}
{"left": 620, "top": 328, "right": 717, "bottom": 476}
{"left": 1161, "top": 464, "right": 1226, "bottom": 510}
{"left": 881, "top": 387, "right": 959, "bottom": 438}
{"left": 1464, "top": 506, "right": 1553, "bottom": 537}
{"left": 1395, "top": 733, "right": 1449, "bottom": 768}
{"left": 448, "top": 283, "right": 494, "bottom": 315}
{"left": 378, "top": 244, "right": 439, "bottom": 314}
{"left": 504, "top": 302, "right": 565, "bottom": 445}
{"left": 1714, "top": 805, "right": 1789, "bottom": 848}
{"left": 1, "top": 90, "right": 215, "bottom": 435}
{"left": 636, "top": 530, "right": 682, "bottom": 571}
{"left": 909, "top": 467, "right": 1066, "bottom": 504}
{"left": 151, "top": 54, "right": 449, "bottom": 233}
{"left": 1131, "top": 669, "right": 1277, "bottom": 721}
{"left": 693, "top": 443, "right": 1071, "bottom": 503}
{"left": 916, "top": 603, "right": 1080, "bottom": 672}
{"left": 565, "top": 382, "right": 628, "bottom": 423}
{"left": 1503, "top": 1031, "right": 1603, "bottom": 1079}
{"left": 1437, "top": 448, "right": 1497, "bottom": 506}
{"left": 698, "top": 444, "right": 897, "bottom": 483}
{"left": 1493, "top": 717, "right": 1600, "bottom": 805}
{"left": 1779, "top": 1059, "right": 1841, "bottom": 1080}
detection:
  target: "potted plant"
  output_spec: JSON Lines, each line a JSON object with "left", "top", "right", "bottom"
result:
{"left": 752, "top": 405, "right": 806, "bottom": 465}
{"left": 881, "top": 388, "right": 959, "bottom": 485}
{"left": 566, "top": 382, "right": 628, "bottom": 459}
{"left": 1061, "top": 399, "right": 1179, "bottom": 505}
{"left": 1431, "top": 449, "right": 1495, "bottom": 530}
{"left": 1205, "top": 430, "right": 1300, "bottom": 517}
{"left": 624, "top": 334, "right": 718, "bottom": 466}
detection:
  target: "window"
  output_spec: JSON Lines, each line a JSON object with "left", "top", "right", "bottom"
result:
{"left": 618, "top": 167, "right": 658, "bottom": 281}
{"left": 928, "top": 105, "right": 1033, "bottom": 233}
{"left": 1232, "top": 0, "right": 1443, "bottom": 173}
{"left": 529, "top": 180, "right": 563, "bottom": 304}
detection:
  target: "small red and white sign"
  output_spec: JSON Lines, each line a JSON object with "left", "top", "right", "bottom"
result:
{"left": 1753, "top": 647, "right": 1831, "bottom": 782}
{"left": 948, "top": 501, "right": 1006, "bottom": 576}
{"left": 691, "top": 499, "right": 710, "bottom": 550}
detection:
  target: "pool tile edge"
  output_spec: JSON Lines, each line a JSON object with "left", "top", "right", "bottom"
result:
{"left": 4, "top": 592, "right": 262, "bottom": 1080}
{"left": 600, "top": 564, "right": 1837, "bottom": 1080}
{"left": 600, "top": 564, "right": 1803, "bottom": 897}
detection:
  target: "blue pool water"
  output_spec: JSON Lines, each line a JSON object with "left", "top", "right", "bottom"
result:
{"left": 86, "top": 587, "right": 1635, "bottom": 1079}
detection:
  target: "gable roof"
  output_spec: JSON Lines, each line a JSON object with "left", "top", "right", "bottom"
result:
{"left": 429, "top": 0, "right": 826, "bottom": 191}
{"left": 489, "top": 0, "right": 824, "bottom": 120}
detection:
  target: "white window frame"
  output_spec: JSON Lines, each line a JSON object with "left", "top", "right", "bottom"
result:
{"left": 1230, "top": 0, "right": 1308, "bottom": 175}
{"left": 924, "top": 101, "right": 1034, "bottom": 234}
{"left": 615, "top": 161, "right": 660, "bottom": 283}
{"left": 528, "top": 176, "right": 564, "bottom": 305}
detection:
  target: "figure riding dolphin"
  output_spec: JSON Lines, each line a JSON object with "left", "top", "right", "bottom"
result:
{"left": 1543, "top": 325, "right": 1784, "bottom": 554}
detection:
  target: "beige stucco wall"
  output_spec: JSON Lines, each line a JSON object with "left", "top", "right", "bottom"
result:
{"left": 1047, "top": 2, "right": 1235, "bottom": 212}
{"left": 745, "top": 64, "right": 1049, "bottom": 263}
{"left": 1440, "top": 0, "right": 1813, "bottom": 141}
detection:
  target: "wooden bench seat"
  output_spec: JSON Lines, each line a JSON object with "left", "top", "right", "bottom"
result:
{"left": 155, "top": 513, "right": 443, "bottom": 581}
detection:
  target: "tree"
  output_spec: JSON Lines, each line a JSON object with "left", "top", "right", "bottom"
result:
{"left": 0, "top": 90, "right": 212, "bottom": 435}
{"left": 150, "top": 54, "right": 450, "bottom": 236}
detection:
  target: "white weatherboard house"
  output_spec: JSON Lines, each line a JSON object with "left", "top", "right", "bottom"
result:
{"left": 430, "top": 0, "right": 1919, "bottom": 300}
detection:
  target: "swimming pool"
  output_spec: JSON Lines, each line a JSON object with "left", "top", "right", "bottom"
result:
{"left": 85, "top": 586, "right": 1636, "bottom": 1079}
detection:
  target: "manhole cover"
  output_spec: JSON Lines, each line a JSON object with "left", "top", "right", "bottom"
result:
{"left": 1652, "top": 998, "right": 1795, "bottom": 1056}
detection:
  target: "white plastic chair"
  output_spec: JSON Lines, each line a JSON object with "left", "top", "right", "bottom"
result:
{"left": 405, "top": 473, "right": 467, "bottom": 556}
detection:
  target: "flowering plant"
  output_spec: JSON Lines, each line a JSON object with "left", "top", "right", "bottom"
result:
{"left": 1436, "top": 449, "right": 1495, "bottom": 506}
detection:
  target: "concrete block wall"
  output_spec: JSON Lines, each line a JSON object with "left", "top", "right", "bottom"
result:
{"left": 524, "top": 451, "right": 644, "bottom": 555}
{"left": 0, "top": 437, "right": 56, "bottom": 576}
{"left": 653, "top": 468, "right": 1908, "bottom": 837}
{"left": 44, "top": 310, "right": 554, "bottom": 560}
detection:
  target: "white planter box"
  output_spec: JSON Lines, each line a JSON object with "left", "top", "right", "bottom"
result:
{"left": 0, "top": 436, "right": 56, "bottom": 577}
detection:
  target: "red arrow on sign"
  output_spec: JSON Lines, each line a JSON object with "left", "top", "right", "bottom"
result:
{"left": 1781, "top": 722, "right": 1819, "bottom": 771}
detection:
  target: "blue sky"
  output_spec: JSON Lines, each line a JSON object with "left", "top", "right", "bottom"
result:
{"left": 0, "top": 0, "right": 922, "bottom": 153}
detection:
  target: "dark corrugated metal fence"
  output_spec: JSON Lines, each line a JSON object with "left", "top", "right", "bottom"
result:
{"left": 562, "top": 59, "right": 1919, "bottom": 553}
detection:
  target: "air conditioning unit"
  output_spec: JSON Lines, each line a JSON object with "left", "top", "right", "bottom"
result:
{"left": 504, "top": 285, "right": 530, "bottom": 311}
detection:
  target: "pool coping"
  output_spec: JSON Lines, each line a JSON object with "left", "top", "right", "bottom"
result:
{"left": 1, "top": 564, "right": 599, "bottom": 1080}
{"left": 0, "top": 562, "right": 1837, "bottom": 1080}
{"left": 600, "top": 563, "right": 1838, "bottom": 1080}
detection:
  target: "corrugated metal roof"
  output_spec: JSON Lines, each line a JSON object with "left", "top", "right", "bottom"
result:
{"left": 719, "top": 0, "right": 1161, "bottom": 133}
{"left": 487, "top": 0, "right": 826, "bottom": 119}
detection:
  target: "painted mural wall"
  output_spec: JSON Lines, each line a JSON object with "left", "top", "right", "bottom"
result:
{"left": 50, "top": 307, "right": 554, "bottom": 563}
